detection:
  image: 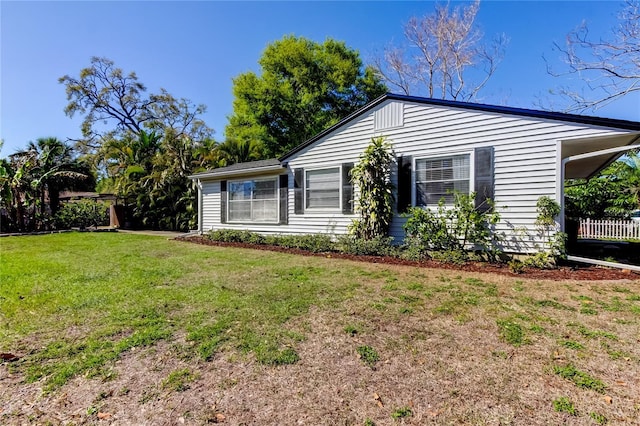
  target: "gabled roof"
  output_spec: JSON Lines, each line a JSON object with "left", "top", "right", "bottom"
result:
{"left": 279, "top": 93, "right": 640, "bottom": 161}
{"left": 189, "top": 158, "right": 282, "bottom": 180}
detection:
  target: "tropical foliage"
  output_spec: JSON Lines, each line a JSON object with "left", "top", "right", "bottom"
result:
{"left": 0, "top": 138, "right": 92, "bottom": 232}
{"left": 59, "top": 58, "right": 221, "bottom": 231}
{"left": 565, "top": 150, "right": 640, "bottom": 219}
{"left": 349, "top": 137, "right": 396, "bottom": 240}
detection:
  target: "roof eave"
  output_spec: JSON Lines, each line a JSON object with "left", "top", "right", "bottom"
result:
{"left": 188, "top": 164, "right": 285, "bottom": 180}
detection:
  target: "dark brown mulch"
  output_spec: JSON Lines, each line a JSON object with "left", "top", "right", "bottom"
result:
{"left": 176, "top": 236, "right": 639, "bottom": 281}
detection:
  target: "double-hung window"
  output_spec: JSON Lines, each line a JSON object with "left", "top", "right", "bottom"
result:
{"left": 305, "top": 167, "right": 340, "bottom": 209}
{"left": 228, "top": 178, "right": 278, "bottom": 222}
{"left": 416, "top": 154, "right": 470, "bottom": 206}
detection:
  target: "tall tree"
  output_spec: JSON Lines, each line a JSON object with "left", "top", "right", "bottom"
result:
{"left": 226, "top": 36, "right": 387, "bottom": 158}
{"left": 548, "top": 0, "right": 640, "bottom": 112}
{"left": 60, "top": 57, "right": 217, "bottom": 231}
{"left": 59, "top": 57, "right": 212, "bottom": 155}
{"left": 373, "top": 0, "right": 507, "bottom": 101}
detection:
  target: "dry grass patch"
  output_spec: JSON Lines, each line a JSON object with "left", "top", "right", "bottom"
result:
{"left": 1, "top": 233, "right": 639, "bottom": 424}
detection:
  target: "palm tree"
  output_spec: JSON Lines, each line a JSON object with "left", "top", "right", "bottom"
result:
{"left": 7, "top": 138, "right": 89, "bottom": 230}
{"left": 217, "top": 139, "right": 265, "bottom": 165}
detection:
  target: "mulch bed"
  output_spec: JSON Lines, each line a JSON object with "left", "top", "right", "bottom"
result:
{"left": 176, "top": 236, "right": 639, "bottom": 281}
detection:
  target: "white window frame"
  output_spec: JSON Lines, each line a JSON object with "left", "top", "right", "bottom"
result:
{"left": 227, "top": 177, "right": 279, "bottom": 224}
{"left": 413, "top": 151, "right": 474, "bottom": 207}
{"left": 304, "top": 166, "right": 342, "bottom": 211}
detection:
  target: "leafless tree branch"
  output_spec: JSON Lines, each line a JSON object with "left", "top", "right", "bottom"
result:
{"left": 373, "top": 0, "right": 507, "bottom": 101}
{"left": 546, "top": 0, "right": 640, "bottom": 112}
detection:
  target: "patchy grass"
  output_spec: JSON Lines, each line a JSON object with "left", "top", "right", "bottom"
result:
{"left": 496, "top": 318, "right": 526, "bottom": 346}
{"left": 1, "top": 232, "right": 639, "bottom": 425}
{"left": 161, "top": 368, "right": 196, "bottom": 392}
{"left": 553, "top": 396, "right": 577, "bottom": 416}
{"left": 356, "top": 345, "right": 380, "bottom": 369}
{"left": 552, "top": 364, "right": 607, "bottom": 394}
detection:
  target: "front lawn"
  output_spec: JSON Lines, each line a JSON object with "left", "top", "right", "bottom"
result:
{"left": 1, "top": 232, "right": 639, "bottom": 424}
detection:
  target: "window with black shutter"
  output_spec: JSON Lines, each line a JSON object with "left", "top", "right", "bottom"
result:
{"left": 279, "top": 174, "right": 288, "bottom": 224}
{"left": 396, "top": 155, "right": 412, "bottom": 213}
{"left": 342, "top": 163, "right": 354, "bottom": 214}
{"left": 220, "top": 180, "right": 227, "bottom": 223}
{"left": 474, "top": 146, "right": 495, "bottom": 212}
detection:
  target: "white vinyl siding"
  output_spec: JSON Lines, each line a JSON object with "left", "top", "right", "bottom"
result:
{"left": 416, "top": 154, "right": 470, "bottom": 206}
{"left": 305, "top": 167, "right": 340, "bottom": 209}
{"left": 228, "top": 178, "right": 278, "bottom": 223}
{"left": 374, "top": 102, "right": 404, "bottom": 130}
{"left": 197, "top": 98, "right": 634, "bottom": 252}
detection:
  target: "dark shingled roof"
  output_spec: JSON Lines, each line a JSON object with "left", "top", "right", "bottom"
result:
{"left": 190, "top": 158, "right": 282, "bottom": 178}
{"left": 279, "top": 93, "right": 640, "bottom": 160}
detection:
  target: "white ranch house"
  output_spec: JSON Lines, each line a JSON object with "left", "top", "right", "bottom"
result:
{"left": 190, "top": 94, "right": 640, "bottom": 254}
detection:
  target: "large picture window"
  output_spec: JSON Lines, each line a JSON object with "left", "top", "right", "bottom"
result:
{"left": 305, "top": 167, "right": 340, "bottom": 209}
{"left": 228, "top": 178, "right": 278, "bottom": 222}
{"left": 416, "top": 154, "right": 470, "bottom": 205}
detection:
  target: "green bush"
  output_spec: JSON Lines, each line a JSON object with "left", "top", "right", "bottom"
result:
{"left": 207, "top": 229, "right": 266, "bottom": 244}
{"left": 54, "top": 200, "right": 109, "bottom": 229}
{"left": 207, "top": 230, "right": 335, "bottom": 253}
{"left": 272, "top": 234, "right": 335, "bottom": 253}
{"left": 402, "top": 192, "right": 501, "bottom": 262}
{"left": 337, "top": 235, "right": 397, "bottom": 256}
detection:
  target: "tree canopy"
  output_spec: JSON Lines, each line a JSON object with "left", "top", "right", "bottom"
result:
{"left": 225, "top": 36, "right": 387, "bottom": 158}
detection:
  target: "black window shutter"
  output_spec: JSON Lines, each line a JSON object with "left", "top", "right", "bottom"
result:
{"left": 474, "top": 147, "right": 495, "bottom": 212}
{"left": 342, "top": 163, "right": 354, "bottom": 214}
{"left": 220, "top": 180, "right": 227, "bottom": 223}
{"left": 294, "top": 168, "right": 304, "bottom": 214}
{"left": 279, "top": 174, "right": 288, "bottom": 224}
{"left": 397, "top": 155, "right": 412, "bottom": 213}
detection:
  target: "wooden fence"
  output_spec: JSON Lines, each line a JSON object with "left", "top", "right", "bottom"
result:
{"left": 578, "top": 218, "right": 640, "bottom": 240}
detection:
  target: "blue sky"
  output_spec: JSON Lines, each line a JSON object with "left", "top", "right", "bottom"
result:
{"left": 1, "top": 0, "right": 639, "bottom": 156}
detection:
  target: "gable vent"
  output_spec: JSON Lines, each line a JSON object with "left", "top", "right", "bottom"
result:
{"left": 374, "top": 102, "right": 404, "bottom": 131}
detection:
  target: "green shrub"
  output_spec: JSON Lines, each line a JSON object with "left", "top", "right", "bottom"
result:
{"left": 273, "top": 234, "right": 335, "bottom": 253}
{"left": 430, "top": 249, "right": 472, "bottom": 265}
{"left": 508, "top": 258, "right": 525, "bottom": 274}
{"left": 207, "top": 229, "right": 265, "bottom": 244}
{"left": 54, "top": 199, "right": 109, "bottom": 229}
{"left": 534, "top": 196, "right": 567, "bottom": 262}
{"left": 402, "top": 192, "right": 501, "bottom": 262}
{"left": 337, "top": 235, "right": 397, "bottom": 256}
